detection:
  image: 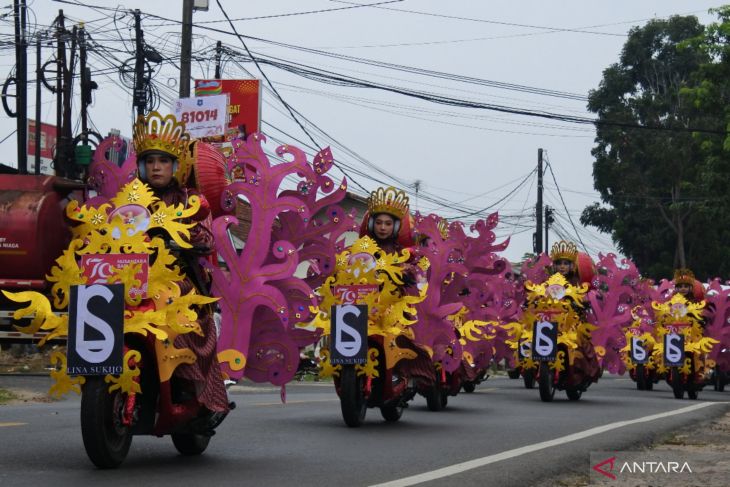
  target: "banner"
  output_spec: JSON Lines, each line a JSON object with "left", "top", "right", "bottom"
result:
{"left": 27, "top": 119, "right": 57, "bottom": 175}
{"left": 195, "top": 79, "right": 261, "bottom": 139}
{"left": 172, "top": 94, "right": 228, "bottom": 138}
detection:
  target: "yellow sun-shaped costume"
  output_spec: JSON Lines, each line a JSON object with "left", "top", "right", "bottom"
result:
{"left": 307, "top": 236, "right": 427, "bottom": 379}
{"left": 2, "top": 179, "right": 217, "bottom": 396}
{"left": 649, "top": 293, "right": 717, "bottom": 376}
{"left": 512, "top": 273, "right": 594, "bottom": 372}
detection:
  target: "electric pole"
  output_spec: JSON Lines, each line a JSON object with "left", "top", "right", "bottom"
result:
{"left": 179, "top": 0, "right": 194, "bottom": 97}
{"left": 54, "top": 10, "right": 65, "bottom": 177}
{"left": 14, "top": 0, "right": 28, "bottom": 174}
{"left": 133, "top": 10, "right": 145, "bottom": 117}
{"left": 34, "top": 30, "right": 41, "bottom": 174}
{"left": 214, "top": 40, "right": 222, "bottom": 79}
{"left": 535, "top": 148, "right": 544, "bottom": 254}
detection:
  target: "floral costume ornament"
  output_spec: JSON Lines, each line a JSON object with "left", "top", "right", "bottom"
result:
{"left": 2, "top": 179, "right": 217, "bottom": 397}
{"left": 308, "top": 236, "right": 427, "bottom": 380}
{"left": 649, "top": 293, "right": 718, "bottom": 378}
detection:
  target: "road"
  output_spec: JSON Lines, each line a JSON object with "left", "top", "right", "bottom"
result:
{"left": 0, "top": 374, "right": 728, "bottom": 487}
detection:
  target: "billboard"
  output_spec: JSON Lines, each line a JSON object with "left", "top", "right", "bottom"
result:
{"left": 27, "top": 119, "right": 57, "bottom": 175}
{"left": 194, "top": 79, "right": 261, "bottom": 140}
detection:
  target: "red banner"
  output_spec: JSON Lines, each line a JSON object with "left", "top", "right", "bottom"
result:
{"left": 27, "top": 119, "right": 57, "bottom": 175}
{"left": 195, "top": 79, "right": 261, "bottom": 140}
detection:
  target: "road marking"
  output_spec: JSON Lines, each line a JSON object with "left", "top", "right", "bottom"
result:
{"left": 0, "top": 422, "right": 27, "bottom": 427}
{"left": 473, "top": 388, "right": 497, "bottom": 393}
{"left": 254, "top": 398, "right": 338, "bottom": 407}
{"left": 369, "top": 401, "right": 726, "bottom": 487}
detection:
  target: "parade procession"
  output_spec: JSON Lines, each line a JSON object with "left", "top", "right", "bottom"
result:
{"left": 2, "top": 2, "right": 730, "bottom": 487}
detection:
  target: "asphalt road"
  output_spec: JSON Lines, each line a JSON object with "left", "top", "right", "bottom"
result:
{"left": 1, "top": 374, "right": 728, "bottom": 487}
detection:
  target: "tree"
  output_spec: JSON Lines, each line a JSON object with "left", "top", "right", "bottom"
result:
{"left": 581, "top": 14, "right": 730, "bottom": 280}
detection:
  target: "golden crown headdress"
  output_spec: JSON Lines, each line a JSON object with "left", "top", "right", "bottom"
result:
{"left": 368, "top": 186, "right": 409, "bottom": 220}
{"left": 549, "top": 240, "right": 578, "bottom": 263}
{"left": 133, "top": 111, "right": 193, "bottom": 184}
{"left": 673, "top": 268, "right": 695, "bottom": 286}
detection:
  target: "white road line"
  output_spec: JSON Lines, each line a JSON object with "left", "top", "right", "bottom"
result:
{"left": 369, "top": 401, "right": 726, "bottom": 487}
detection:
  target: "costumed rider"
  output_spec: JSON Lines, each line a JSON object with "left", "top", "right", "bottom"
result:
{"left": 360, "top": 186, "right": 436, "bottom": 383}
{"left": 134, "top": 111, "right": 230, "bottom": 425}
{"left": 550, "top": 240, "right": 581, "bottom": 286}
{"left": 672, "top": 268, "right": 704, "bottom": 303}
{"left": 548, "top": 239, "right": 602, "bottom": 386}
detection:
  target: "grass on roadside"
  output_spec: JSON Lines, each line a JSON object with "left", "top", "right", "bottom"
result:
{"left": 0, "top": 388, "right": 18, "bottom": 405}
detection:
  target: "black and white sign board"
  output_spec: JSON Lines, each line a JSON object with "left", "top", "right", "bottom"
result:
{"left": 330, "top": 304, "right": 368, "bottom": 365}
{"left": 630, "top": 337, "right": 649, "bottom": 365}
{"left": 67, "top": 284, "right": 125, "bottom": 376}
{"left": 663, "top": 333, "right": 685, "bottom": 367}
{"left": 519, "top": 339, "right": 531, "bottom": 359}
{"left": 531, "top": 320, "right": 558, "bottom": 362}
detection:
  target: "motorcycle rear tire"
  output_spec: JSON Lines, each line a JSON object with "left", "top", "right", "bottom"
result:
{"left": 636, "top": 364, "right": 646, "bottom": 391}
{"left": 671, "top": 369, "right": 685, "bottom": 399}
{"left": 80, "top": 376, "right": 133, "bottom": 469}
{"left": 566, "top": 388, "right": 582, "bottom": 401}
{"left": 538, "top": 362, "right": 555, "bottom": 402}
{"left": 462, "top": 382, "right": 476, "bottom": 393}
{"left": 380, "top": 404, "right": 404, "bottom": 422}
{"left": 172, "top": 433, "right": 210, "bottom": 455}
{"left": 507, "top": 369, "right": 520, "bottom": 379}
{"left": 523, "top": 368, "right": 536, "bottom": 389}
{"left": 426, "top": 386, "right": 444, "bottom": 412}
{"left": 340, "top": 365, "right": 367, "bottom": 427}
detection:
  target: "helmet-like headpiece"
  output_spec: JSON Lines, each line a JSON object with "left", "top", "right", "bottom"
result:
{"left": 367, "top": 186, "right": 409, "bottom": 220}
{"left": 549, "top": 240, "right": 578, "bottom": 263}
{"left": 133, "top": 111, "right": 193, "bottom": 184}
{"left": 673, "top": 268, "right": 695, "bottom": 286}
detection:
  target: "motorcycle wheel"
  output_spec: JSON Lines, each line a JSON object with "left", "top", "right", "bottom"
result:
{"left": 441, "top": 390, "right": 448, "bottom": 409}
{"left": 339, "top": 365, "right": 367, "bottom": 427}
{"left": 566, "top": 388, "right": 582, "bottom": 401}
{"left": 523, "top": 368, "right": 536, "bottom": 389}
{"left": 462, "top": 382, "right": 476, "bottom": 393}
{"left": 171, "top": 433, "right": 210, "bottom": 455}
{"left": 717, "top": 370, "right": 726, "bottom": 392}
{"left": 380, "top": 404, "right": 404, "bottom": 422}
{"left": 507, "top": 369, "right": 520, "bottom": 379}
{"left": 426, "top": 385, "right": 444, "bottom": 412}
{"left": 636, "top": 364, "right": 646, "bottom": 391}
{"left": 671, "top": 369, "right": 685, "bottom": 399}
{"left": 80, "top": 376, "right": 133, "bottom": 469}
{"left": 538, "top": 362, "right": 555, "bottom": 402}
{"left": 687, "top": 389, "right": 699, "bottom": 400}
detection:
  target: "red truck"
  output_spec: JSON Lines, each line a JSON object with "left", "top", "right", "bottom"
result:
{"left": 0, "top": 173, "right": 83, "bottom": 345}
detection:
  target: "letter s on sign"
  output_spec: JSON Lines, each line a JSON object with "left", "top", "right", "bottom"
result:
{"left": 75, "top": 284, "right": 116, "bottom": 364}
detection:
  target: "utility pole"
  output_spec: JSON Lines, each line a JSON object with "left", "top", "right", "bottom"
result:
{"left": 535, "top": 148, "right": 544, "bottom": 254}
{"left": 133, "top": 10, "right": 145, "bottom": 117}
{"left": 62, "top": 25, "right": 76, "bottom": 176}
{"left": 214, "top": 40, "right": 222, "bottom": 79}
{"left": 179, "top": 0, "right": 194, "bottom": 97}
{"left": 55, "top": 10, "right": 65, "bottom": 177}
{"left": 14, "top": 0, "right": 28, "bottom": 174}
{"left": 34, "top": 33, "right": 41, "bottom": 174}
{"left": 78, "top": 24, "right": 87, "bottom": 145}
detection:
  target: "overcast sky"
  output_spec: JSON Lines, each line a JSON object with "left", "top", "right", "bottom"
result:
{"left": 0, "top": 0, "right": 724, "bottom": 262}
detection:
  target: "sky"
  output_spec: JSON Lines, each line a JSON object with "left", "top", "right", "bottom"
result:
{"left": 0, "top": 0, "right": 725, "bottom": 262}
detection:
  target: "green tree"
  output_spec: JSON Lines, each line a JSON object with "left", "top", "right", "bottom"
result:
{"left": 581, "top": 14, "right": 729, "bottom": 280}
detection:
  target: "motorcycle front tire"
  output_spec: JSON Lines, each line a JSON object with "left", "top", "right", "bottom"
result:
{"left": 80, "top": 376, "right": 133, "bottom": 469}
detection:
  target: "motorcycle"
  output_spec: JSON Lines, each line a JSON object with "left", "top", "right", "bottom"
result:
{"left": 3, "top": 179, "right": 231, "bottom": 467}
{"left": 651, "top": 293, "right": 718, "bottom": 400}
{"left": 622, "top": 312, "right": 660, "bottom": 391}
{"left": 311, "top": 236, "right": 434, "bottom": 426}
{"left": 522, "top": 273, "right": 600, "bottom": 402}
